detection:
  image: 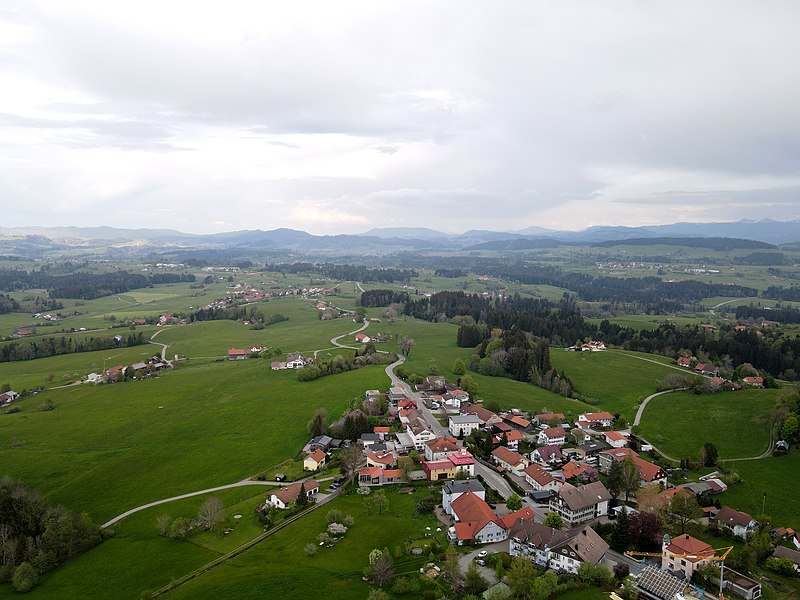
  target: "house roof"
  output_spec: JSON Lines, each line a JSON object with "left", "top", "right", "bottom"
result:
{"left": 561, "top": 461, "right": 590, "bottom": 479}
{"left": 773, "top": 545, "right": 800, "bottom": 565}
{"left": 743, "top": 376, "right": 764, "bottom": 384}
{"left": 556, "top": 481, "right": 611, "bottom": 511}
{"left": 491, "top": 446, "right": 527, "bottom": 466}
{"left": 423, "top": 459, "right": 455, "bottom": 471}
{"left": 450, "top": 414, "right": 480, "bottom": 425}
{"left": 506, "top": 415, "right": 531, "bottom": 428}
{"left": 635, "top": 565, "right": 687, "bottom": 599}
{"left": 542, "top": 427, "right": 566, "bottom": 439}
{"left": 500, "top": 430, "right": 524, "bottom": 443}
{"left": 450, "top": 492, "right": 504, "bottom": 541}
{"left": 524, "top": 464, "right": 557, "bottom": 486}
{"left": 500, "top": 506, "right": 536, "bottom": 529}
{"left": 665, "top": 534, "right": 713, "bottom": 562}
{"left": 634, "top": 457, "right": 666, "bottom": 482}
{"left": 508, "top": 519, "right": 569, "bottom": 549}
{"left": 557, "top": 525, "right": 610, "bottom": 565}
{"left": 359, "top": 466, "right": 382, "bottom": 478}
{"left": 228, "top": 348, "right": 247, "bottom": 355}
{"left": 461, "top": 403, "right": 498, "bottom": 423}
{"left": 605, "top": 431, "right": 628, "bottom": 442}
{"left": 716, "top": 506, "right": 755, "bottom": 529}
{"left": 535, "top": 445, "right": 564, "bottom": 461}
{"left": 601, "top": 447, "right": 638, "bottom": 462}
{"left": 425, "top": 437, "right": 460, "bottom": 453}
{"left": 367, "top": 452, "right": 395, "bottom": 465}
{"left": 306, "top": 449, "right": 326, "bottom": 463}
{"left": 442, "top": 479, "right": 485, "bottom": 495}
{"left": 373, "top": 426, "right": 390, "bottom": 433}
{"left": 580, "top": 411, "right": 614, "bottom": 421}
{"left": 273, "top": 480, "right": 320, "bottom": 505}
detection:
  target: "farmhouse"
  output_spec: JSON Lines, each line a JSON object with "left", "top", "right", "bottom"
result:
{"left": 580, "top": 341, "right": 606, "bottom": 352}
{"left": 772, "top": 546, "right": 800, "bottom": 573}
{"left": 461, "top": 403, "right": 502, "bottom": 426}
{"left": 537, "top": 426, "right": 566, "bottom": 446}
{"left": 742, "top": 376, "right": 764, "bottom": 388}
{"left": 354, "top": 333, "right": 371, "bottom": 343}
{"left": 676, "top": 357, "right": 692, "bottom": 368}
{"left": 228, "top": 348, "right": 248, "bottom": 360}
{"left": 448, "top": 491, "right": 507, "bottom": 545}
{"left": 509, "top": 521, "right": 609, "bottom": 575}
{"left": 268, "top": 480, "right": 320, "bottom": 509}
{"left": 424, "top": 437, "right": 460, "bottom": 461}
{"left": 0, "top": 391, "right": 19, "bottom": 405}
{"left": 523, "top": 464, "right": 564, "bottom": 492}
{"left": 548, "top": 481, "right": 611, "bottom": 526}
{"left": 303, "top": 449, "right": 326, "bottom": 471}
{"left": 491, "top": 446, "right": 530, "bottom": 473}
{"left": 604, "top": 431, "right": 629, "bottom": 448}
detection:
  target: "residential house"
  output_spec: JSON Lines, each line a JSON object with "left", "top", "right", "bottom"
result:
{"left": 535, "top": 413, "right": 565, "bottom": 426}
{"left": 249, "top": 345, "right": 264, "bottom": 354}
{"left": 772, "top": 546, "right": 800, "bottom": 573}
{"left": 495, "top": 429, "right": 523, "bottom": 451}
{"left": 548, "top": 481, "right": 611, "bottom": 526}
{"left": 388, "top": 386, "right": 407, "bottom": 402}
{"left": 354, "top": 333, "right": 371, "bottom": 343}
{"left": 576, "top": 412, "right": 614, "bottom": 429}
{"left": 360, "top": 433, "right": 383, "bottom": 450}
{"left": 372, "top": 426, "right": 390, "bottom": 438}
{"left": 358, "top": 467, "right": 403, "bottom": 486}
{"left": 537, "top": 426, "right": 566, "bottom": 446}
{"left": 531, "top": 445, "right": 564, "bottom": 465}
{"left": 561, "top": 461, "right": 591, "bottom": 481}
{"left": 662, "top": 533, "right": 713, "bottom": 578}
{"left": 499, "top": 507, "right": 537, "bottom": 529}
{"left": 105, "top": 365, "right": 126, "bottom": 382}
{"left": 366, "top": 451, "right": 395, "bottom": 469}
{"left": 491, "top": 446, "right": 530, "bottom": 473}
{"left": 604, "top": 431, "right": 629, "bottom": 448}
{"left": 676, "top": 357, "right": 692, "bottom": 368}
{"left": 449, "top": 415, "right": 481, "bottom": 438}
{"left": 580, "top": 341, "right": 606, "bottom": 352}
{"left": 634, "top": 565, "right": 688, "bottom": 600}
{"left": 715, "top": 506, "right": 759, "bottom": 539}
{"left": 423, "top": 448, "right": 475, "bottom": 480}
{"left": 503, "top": 414, "right": 531, "bottom": 430}
{"left": 407, "top": 418, "right": 436, "bottom": 451}
{"left": 449, "top": 492, "right": 507, "bottom": 545}
{"left": 0, "top": 391, "right": 20, "bottom": 405}
{"left": 285, "top": 353, "right": 306, "bottom": 369}
{"left": 228, "top": 348, "right": 248, "bottom": 360}
{"left": 577, "top": 441, "right": 607, "bottom": 458}
{"left": 308, "top": 435, "right": 334, "bottom": 452}
{"left": 694, "top": 363, "right": 719, "bottom": 376}
{"left": 523, "top": 464, "right": 564, "bottom": 492}
{"left": 268, "top": 480, "right": 320, "bottom": 509}
{"left": 509, "top": 521, "right": 609, "bottom": 575}
{"left": 424, "top": 437, "right": 460, "bottom": 461}
{"left": 743, "top": 376, "right": 764, "bottom": 388}
{"left": 461, "top": 403, "right": 503, "bottom": 427}
{"left": 303, "top": 449, "right": 326, "bottom": 471}
{"left": 442, "top": 479, "right": 486, "bottom": 516}
{"left": 598, "top": 448, "right": 667, "bottom": 487}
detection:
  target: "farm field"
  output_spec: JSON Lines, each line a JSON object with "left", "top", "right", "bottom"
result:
{"left": 0, "top": 359, "right": 388, "bottom": 523}
{"left": 638, "top": 389, "right": 778, "bottom": 459}
{"left": 720, "top": 452, "right": 800, "bottom": 531}
{"left": 475, "top": 375, "right": 591, "bottom": 416}
{"left": 166, "top": 487, "right": 446, "bottom": 600}
{"left": 550, "top": 349, "right": 680, "bottom": 418}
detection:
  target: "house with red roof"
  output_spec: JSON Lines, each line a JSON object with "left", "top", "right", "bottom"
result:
{"left": 423, "top": 447, "right": 475, "bottom": 480}
{"left": 449, "top": 491, "right": 507, "bottom": 545}
{"left": 366, "top": 452, "right": 396, "bottom": 469}
{"left": 715, "top": 506, "right": 759, "bottom": 539}
{"left": 676, "top": 357, "right": 692, "bottom": 368}
{"left": 662, "top": 534, "right": 713, "bottom": 578}
{"left": 535, "top": 413, "right": 565, "bottom": 425}
{"left": 598, "top": 448, "right": 667, "bottom": 487}
{"left": 354, "top": 333, "right": 371, "bottom": 343}
{"left": 524, "top": 464, "right": 564, "bottom": 492}
{"left": 742, "top": 376, "right": 764, "bottom": 388}
{"left": 495, "top": 429, "right": 524, "bottom": 451}
{"left": 604, "top": 431, "right": 629, "bottom": 448}
{"left": 268, "top": 480, "right": 320, "bottom": 509}
{"left": 303, "top": 449, "right": 326, "bottom": 471}
{"left": 491, "top": 446, "right": 530, "bottom": 473}
{"left": 577, "top": 412, "right": 614, "bottom": 429}
{"left": 424, "top": 437, "right": 460, "bottom": 461}
{"left": 538, "top": 426, "right": 566, "bottom": 446}
{"left": 228, "top": 348, "right": 248, "bottom": 360}
{"left": 500, "top": 506, "right": 537, "bottom": 529}
{"left": 358, "top": 467, "right": 403, "bottom": 486}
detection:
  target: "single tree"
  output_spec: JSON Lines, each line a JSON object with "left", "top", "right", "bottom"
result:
{"left": 700, "top": 442, "right": 718, "bottom": 467}
{"left": 442, "top": 545, "right": 463, "bottom": 593}
{"left": 464, "top": 563, "right": 489, "bottom": 595}
{"left": 12, "top": 562, "right": 38, "bottom": 593}
{"left": 543, "top": 513, "right": 563, "bottom": 529}
{"left": 459, "top": 374, "right": 479, "bottom": 397}
{"left": 398, "top": 336, "right": 416, "bottom": 357}
{"left": 506, "top": 493, "right": 523, "bottom": 511}
{"left": 606, "top": 459, "right": 624, "bottom": 499}
{"left": 669, "top": 490, "right": 701, "bottom": 534}
{"left": 506, "top": 556, "right": 537, "bottom": 598}
{"left": 611, "top": 507, "right": 630, "bottom": 552}
{"left": 296, "top": 483, "right": 309, "bottom": 508}
{"left": 155, "top": 514, "right": 171, "bottom": 536}
{"left": 370, "top": 553, "right": 394, "bottom": 585}
{"left": 374, "top": 492, "right": 389, "bottom": 514}
{"left": 340, "top": 445, "right": 362, "bottom": 477}
{"left": 367, "top": 589, "right": 390, "bottom": 600}
{"left": 620, "top": 456, "right": 641, "bottom": 502}
{"left": 452, "top": 358, "right": 466, "bottom": 376}
{"left": 197, "top": 496, "right": 226, "bottom": 532}
{"left": 307, "top": 408, "right": 328, "bottom": 438}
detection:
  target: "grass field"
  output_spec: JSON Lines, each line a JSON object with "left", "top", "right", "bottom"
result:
{"left": 638, "top": 389, "right": 778, "bottom": 459}
{"left": 550, "top": 349, "right": 680, "bottom": 418}
{"left": 0, "top": 360, "right": 387, "bottom": 523}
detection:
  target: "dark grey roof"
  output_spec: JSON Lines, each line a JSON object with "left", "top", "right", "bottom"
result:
{"left": 360, "top": 433, "right": 381, "bottom": 441}
{"left": 311, "top": 435, "right": 333, "bottom": 445}
{"left": 442, "top": 479, "right": 485, "bottom": 495}
{"left": 773, "top": 545, "right": 800, "bottom": 565}
{"left": 635, "top": 565, "right": 686, "bottom": 600}
{"left": 579, "top": 441, "right": 607, "bottom": 453}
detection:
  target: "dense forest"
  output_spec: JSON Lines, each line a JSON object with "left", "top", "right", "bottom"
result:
{"left": 0, "top": 269, "right": 194, "bottom": 300}
{"left": 735, "top": 304, "right": 800, "bottom": 324}
{"left": 358, "top": 289, "right": 410, "bottom": 308}
{"left": 0, "top": 294, "right": 19, "bottom": 314}
{"left": 762, "top": 286, "right": 800, "bottom": 301}
{"left": 398, "top": 290, "right": 800, "bottom": 380}
{"left": 265, "top": 263, "right": 417, "bottom": 283}
{"left": 593, "top": 237, "right": 775, "bottom": 250}
{"left": 189, "top": 305, "right": 288, "bottom": 328}
{"left": 0, "top": 478, "right": 103, "bottom": 592}
{"left": 0, "top": 332, "right": 146, "bottom": 364}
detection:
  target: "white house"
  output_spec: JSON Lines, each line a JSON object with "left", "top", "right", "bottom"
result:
{"left": 548, "top": 481, "right": 611, "bottom": 526}
{"left": 662, "top": 534, "right": 713, "bottom": 579}
{"left": 449, "top": 491, "right": 507, "bottom": 545}
{"left": 449, "top": 414, "right": 481, "bottom": 437}
{"left": 509, "top": 521, "right": 609, "bottom": 575}
{"left": 268, "top": 480, "right": 320, "bottom": 509}
{"left": 442, "top": 479, "right": 486, "bottom": 516}
{"left": 715, "top": 507, "right": 759, "bottom": 539}
{"left": 603, "top": 431, "right": 629, "bottom": 448}
{"left": 577, "top": 412, "right": 614, "bottom": 429}
{"left": 531, "top": 445, "right": 564, "bottom": 465}
{"left": 523, "top": 464, "right": 564, "bottom": 492}
{"left": 407, "top": 418, "right": 437, "bottom": 451}
{"left": 424, "top": 437, "right": 460, "bottom": 461}
{"left": 537, "top": 426, "right": 566, "bottom": 446}
{"left": 491, "top": 446, "right": 530, "bottom": 473}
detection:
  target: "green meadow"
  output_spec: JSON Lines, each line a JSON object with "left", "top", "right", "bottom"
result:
{"left": 638, "top": 388, "right": 777, "bottom": 459}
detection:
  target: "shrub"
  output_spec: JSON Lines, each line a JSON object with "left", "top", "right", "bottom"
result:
{"left": 12, "top": 562, "right": 38, "bottom": 593}
{"left": 304, "top": 543, "right": 318, "bottom": 557}
{"left": 765, "top": 557, "right": 796, "bottom": 577}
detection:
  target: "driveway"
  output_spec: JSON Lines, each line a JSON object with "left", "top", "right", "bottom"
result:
{"left": 458, "top": 540, "right": 508, "bottom": 582}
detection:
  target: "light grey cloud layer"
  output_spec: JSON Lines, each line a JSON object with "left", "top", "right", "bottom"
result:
{"left": 0, "top": 1, "right": 799, "bottom": 234}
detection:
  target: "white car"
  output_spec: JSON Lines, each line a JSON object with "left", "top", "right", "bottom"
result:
{"left": 478, "top": 550, "right": 488, "bottom": 558}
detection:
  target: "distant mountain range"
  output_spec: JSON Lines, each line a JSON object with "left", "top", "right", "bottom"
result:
{"left": 0, "top": 219, "right": 797, "bottom": 258}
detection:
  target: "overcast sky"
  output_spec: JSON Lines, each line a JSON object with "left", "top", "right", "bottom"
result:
{"left": 1, "top": 1, "right": 799, "bottom": 234}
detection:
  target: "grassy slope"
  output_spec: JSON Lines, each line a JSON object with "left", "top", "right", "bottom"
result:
{"left": 550, "top": 349, "right": 679, "bottom": 418}
{"left": 638, "top": 389, "right": 777, "bottom": 459}
{"left": 0, "top": 361, "right": 386, "bottom": 523}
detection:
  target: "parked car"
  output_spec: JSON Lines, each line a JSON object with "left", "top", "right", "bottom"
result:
{"left": 478, "top": 550, "right": 488, "bottom": 558}
{"left": 476, "top": 559, "right": 486, "bottom": 566}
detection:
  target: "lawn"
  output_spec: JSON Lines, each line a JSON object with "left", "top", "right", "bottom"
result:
{"left": 550, "top": 349, "right": 681, "bottom": 418}
{"left": 637, "top": 389, "right": 778, "bottom": 460}
{"left": 0, "top": 360, "right": 389, "bottom": 523}
{"left": 167, "top": 487, "right": 446, "bottom": 600}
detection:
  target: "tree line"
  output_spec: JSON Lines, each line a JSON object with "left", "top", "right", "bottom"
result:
{"left": 189, "top": 305, "right": 288, "bottom": 327}
{"left": 264, "top": 263, "right": 417, "bottom": 283}
{"left": 735, "top": 303, "right": 800, "bottom": 324}
{"left": 358, "top": 289, "right": 410, "bottom": 308}
{"left": 0, "top": 332, "right": 146, "bottom": 364}
{"left": 0, "top": 478, "right": 103, "bottom": 592}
